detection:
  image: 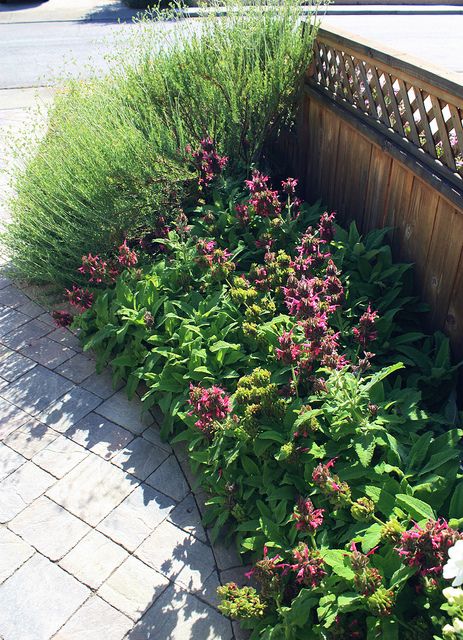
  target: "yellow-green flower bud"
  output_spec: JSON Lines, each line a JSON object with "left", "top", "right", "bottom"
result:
{"left": 351, "top": 497, "right": 375, "bottom": 522}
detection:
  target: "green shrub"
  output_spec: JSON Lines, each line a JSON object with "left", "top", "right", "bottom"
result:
{"left": 4, "top": 0, "right": 320, "bottom": 286}
{"left": 72, "top": 161, "right": 461, "bottom": 639}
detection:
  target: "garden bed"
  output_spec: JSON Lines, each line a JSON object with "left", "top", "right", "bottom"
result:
{"left": 4, "top": 2, "right": 463, "bottom": 638}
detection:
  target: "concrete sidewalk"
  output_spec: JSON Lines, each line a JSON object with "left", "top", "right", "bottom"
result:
{"left": 0, "top": 0, "right": 140, "bottom": 24}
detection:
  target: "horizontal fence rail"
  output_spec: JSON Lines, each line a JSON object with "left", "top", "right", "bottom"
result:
{"left": 309, "top": 27, "right": 463, "bottom": 196}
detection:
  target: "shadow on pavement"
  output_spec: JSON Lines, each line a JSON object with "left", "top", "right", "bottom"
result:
{"left": 0, "top": 1, "right": 48, "bottom": 10}
{"left": 80, "top": 1, "right": 143, "bottom": 23}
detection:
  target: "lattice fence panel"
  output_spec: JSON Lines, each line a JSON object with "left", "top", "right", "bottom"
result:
{"left": 311, "top": 39, "right": 463, "bottom": 180}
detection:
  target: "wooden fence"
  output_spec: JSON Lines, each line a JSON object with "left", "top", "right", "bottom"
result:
{"left": 280, "top": 26, "right": 463, "bottom": 358}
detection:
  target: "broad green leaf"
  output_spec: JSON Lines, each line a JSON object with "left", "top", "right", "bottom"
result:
{"left": 323, "top": 549, "right": 355, "bottom": 580}
{"left": 381, "top": 618, "right": 399, "bottom": 640}
{"left": 389, "top": 564, "right": 416, "bottom": 589}
{"left": 284, "top": 589, "right": 317, "bottom": 627}
{"left": 361, "top": 523, "right": 382, "bottom": 553}
{"left": 364, "top": 486, "right": 396, "bottom": 518}
{"left": 337, "top": 593, "right": 363, "bottom": 613}
{"left": 406, "top": 432, "right": 433, "bottom": 472}
{"left": 395, "top": 494, "right": 435, "bottom": 520}
{"left": 450, "top": 481, "right": 463, "bottom": 519}
{"left": 355, "top": 433, "right": 376, "bottom": 467}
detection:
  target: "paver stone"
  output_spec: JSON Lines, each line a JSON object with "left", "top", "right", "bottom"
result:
{"left": 66, "top": 412, "right": 133, "bottom": 460}
{"left": 10, "top": 496, "right": 90, "bottom": 560}
{"left": 97, "top": 483, "right": 175, "bottom": 551}
{"left": 146, "top": 455, "right": 189, "bottom": 502}
{"left": 46, "top": 453, "right": 137, "bottom": 526}
{"left": 112, "top": 436, "right": 168, "bottom": 480}
{"left": 4, "top": 418, "right": 58, "bottom": 459}
{"left": 0, "top": 553, "right": 89, "bottom": 640}
{"left": 38, "top": 386, "right": 101, "bottom": 432}
{"left": 0, "top": 443, "right": 25, "bottom": 481}
{"left": 56, "top": 353, "right": 96, "bottom": 383}
{"left": 168, "top": 493, "right": 207, "bottom": 543}
{"left": 0, "top": 461, "right": 54, "bottom": 523}
{"left": 98, "top": 556, "right": 169, "bottom": 621}
{"left": 135, "top": 520, "right": 216, "bottom": 593}
{"left": 95, "top": 391, "right": 153, "bottom": 434}
{"left": 127, "top": 584, "right": 233, "bottom": 640}
{"left": 33, "top": 435, "right": 89, "bottom": 478}
{"left": 60, "top": 529, "right": 128, "bottom": 589}
{"left": 52, "top": 596, "right": 132, "bottom": 640}
{"left": 0, "top": 525, "right": 34, "bottom": 584}
{"left": 0, "top": 366, "right": 74, "bottom": 416}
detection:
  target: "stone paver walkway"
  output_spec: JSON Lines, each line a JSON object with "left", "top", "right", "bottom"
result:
{"left": 0, "top": 93, "right": 244, "bottom": 640}
{"left": 0, "top": 277, "right": 241, "bottom": 640}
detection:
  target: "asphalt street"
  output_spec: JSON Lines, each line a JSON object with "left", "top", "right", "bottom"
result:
{"left": 0, "top": 21, "right": 142, "bottom": 89}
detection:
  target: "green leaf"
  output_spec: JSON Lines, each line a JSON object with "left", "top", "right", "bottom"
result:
{"left": 323, "top": 549, "right": 355, "bottom": 580}
{"left": 209, "top": 340, "right": 241, "bottom": 352}
{"left": 361, "top": 523, "right": 382, "bottom": 553}
{"left": 450, "top": 482, "right": 463, "bottom": 519}
{"left": 241, "top": 455, "right": 260, "bottom": 476}
{"left": 395, "top": 494, "right": 436, "bottom": 520}
{"left": 389, "top": 564, "right": 416, "bottom": 589}
{"left": 364, "top": 486, "right": 396, "bottom": 518}
{"left": 381, "top": 618, "right": 399, "bottom": 640}
{"left": 364, "top": 363, "right": 405, "bottom": 391}
{"left": 337, "top": 593, "right": 363, "bottom": 613}
{"left": 284, "top": 589, "right": 317, "bottom": 627}
{"left": 257, "top": 431, "right": 286, "bottom": 444}
{"left": 355, "top": 433, "right": 376, "bottom": 467}
{"left": 406, "top": 433, "right": 433, "bottom": 472}
{"left": 418, "top": 449, "right": 460, "bottom": 476}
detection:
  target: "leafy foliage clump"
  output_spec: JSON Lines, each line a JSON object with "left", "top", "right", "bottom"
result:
{"left": 66, "top": 143, "right": 462, "bottom": 639}
{"left": 4, "top": 0, "right": 319, "bottom": 286}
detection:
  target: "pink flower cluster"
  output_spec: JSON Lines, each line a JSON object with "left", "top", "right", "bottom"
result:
{"left": 79, "top": 242, "right": 139, "bottom": 285}
{"left": 66, "top": 285, "right": 93, "bottom": 310}
{"left": 188, "top": 384, "right": 231, "bottom": 436}
{"left": 247, "top": 544, "right": 326, "bottom": 595}
{"left": 117, "top": 240, "right": 138, "bottom": 268}
{"left": 291, "top": 212, "right": 335, "bottom": 274}
{"left": 239, "top": 170, "right": 281, "bottom": 221}
{"left": 188, "top": 137, "right": 228, "bottom": 188}
{"left": 284, "top": 275, "right": 340, "bottom": 320}
{"left": 395, "top": 518, "right": 462, "bottom": 577}
{"left": 287, "top": 543, "right": 326, "bottom": 587}
{"left": 78, "top": 253, "right": 119, "bottom": 285}
{"left": 318, "top": 211, "right": 336, "bottom": 242}
{"left": 275, "top": 330, "right": 302, "bottom": 365}
{"left": 245, "top": 545, "right": 283, "bottom": 581}
{"left": 350, "top": 543, "right": 382, "bottom": 596}
{"left": 279, "top": 274, "right": 346, "bottom": 373}
{"left": 196, "top": 240, "right": 231, "bottom": 265}
{"left": 281, "top": 177, "right": 298, "bottom": 197}
{"left": 51, "top": 310, "right": 73, "bottom": 328}
{"left": 292, "top": 497, "right": 324, "bottom": 534}
{"left": 353, "top": 304, "right": 379, "bottom": 346}
{"left": 312, "top": 458, "right": 351, "bottom": 507}
{"left": 235, "top": 173, "right": 301, "bottom": 232}
{"left": 196, "top": 240, "right": 234, "bottom": 280}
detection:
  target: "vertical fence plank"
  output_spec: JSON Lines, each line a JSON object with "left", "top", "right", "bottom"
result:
{"left": 363, "top": 145, "right": 392, "bottom": 231}
{"left": 381, "top": 159, "right": 414, "bottom": 247}
{"left": 422, "top": 201, "right": 463, "bottom": 327}
{"left": 445, "top": 247, "right": 463, "bottom": 361}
